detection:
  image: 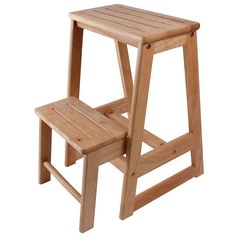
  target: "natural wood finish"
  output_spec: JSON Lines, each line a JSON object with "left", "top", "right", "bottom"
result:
{"left": 134, "top": 166, "right": 196, "bottom": 210}
{"left": 96, "top": 98, "right": 129, "bottom": 115}
{"left": 183, "top": 33, "right": 204, "bottom": 177}
{"left": 39, "top": 120, "right": 52, "bottom": 184}
{"left": 119, "top": 43, "right": 154, "bottom": 219}
{"left": 154, "top": 34, "right": 189, "bottom": 54}
{"left": 110, "top": 156, "right": 126, "bottom": 173}
{"left": 107, "top": 112, "right": 166, "bottom": 148}
{"left": 70, "top": 4, "right": 200, "bottom": 46}
{"left": 80, "top": 153, "right": 99, "bottom": 233}
{"left": 115, "top": 41, "right": 133, "bottom": 115}
{"left": 43, "top": 162, "right": 82, "bottom": 203}
{"left": 137, "top": 133, "right": 195, "bottom": 177}
{"left": 66, "top": 21, "right": 84, "bottom": 166}
{"left": 35, "top": 97, "right": 126, "bottom": 154}
{"left": 94, "top": 140, "right": 126, "bottom": 166}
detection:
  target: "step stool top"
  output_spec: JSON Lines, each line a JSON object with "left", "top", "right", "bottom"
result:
{"left": 35, "top": 97, "right": 127, "bottom": 154}
{"left": 70, "top": 4, "right": 200, "bottom": 46}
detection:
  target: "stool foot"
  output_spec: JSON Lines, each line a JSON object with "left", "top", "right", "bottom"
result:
{"left": 79, "top": 154, "right": 99, "bottom": 233}
{"left": 39, "top": 120, "right": 52, "bottom": 184}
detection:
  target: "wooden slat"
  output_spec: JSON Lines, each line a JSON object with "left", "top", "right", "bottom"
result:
{"left": 72, "top": 12, "right": 142, "bottom": 47}
{"left": 95, "top": 98, "right": 129, "bottom": 114}
{"left": 183, "top": 33, "right": 204, "bottom": 177}
{"left": 120, "top": 43, "right": 154, "bottom": 219}
{"left": 110, "top": 156, "right": 126, "bottom": 173}
{"left": 70, "top": 4, "right": 200, "bottom": 46}
{"left": 83, "top": 8, "right": 155, "bottom": 32}
{"left": 39, "top": 120, "right": 52, "bottom": 184}
{"left": 134, "top": 166, "right": 196, "bottom": 211}
{"left": 115, "top": 41, "right": 133, "bottom": 115}
{"left": 43, "top": 162, "right": 81, "bottom": 203}
{"left": 68, "top": 98, "right": 126, "bottom": 140}
{"left": 35, "top": 98, "right": 126, "bottom": 154}
{"left": 106, "top": 6, "right": 183, "bottom": 30}
{"left": 66, "top": 20, "right": 83, "bottom": 166}
{"left": 154, "top": 34, "right": 189, "bottom": 54}
{"left": 107, "top": 112, "right": 166, "bottom": 148}
{"left": 113, "top": 5, "right": 198, "bottom": 27}
{"left": 137, "top": 133, "right": 195, "bottom": 177}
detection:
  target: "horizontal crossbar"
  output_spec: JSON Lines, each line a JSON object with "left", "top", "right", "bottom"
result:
{"left": 137, "top": 133, "right": 195, "bottom": 177}
{"left": 96, "top": 98, "right": 129, "bottom": 115}
{"left": 134, "top": 166, "right": 196, "bottom": 211}
{"left": 154, "top": 34, "right": 189, "bottom": 54}
{"left": 43, "top": 162, "right": 81, "bottom": 203}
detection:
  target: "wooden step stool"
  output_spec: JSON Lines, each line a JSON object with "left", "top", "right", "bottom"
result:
{"left": 35, "top": 4, "right": 203, "bottom": 233}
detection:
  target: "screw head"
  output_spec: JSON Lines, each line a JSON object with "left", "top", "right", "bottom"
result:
{"left": 146, "top": 44, "right": 151, "bottom": 49}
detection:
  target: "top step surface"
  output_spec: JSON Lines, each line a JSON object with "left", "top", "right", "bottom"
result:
{"left": 70, "top": 4, "right": 200, "bottom": 46}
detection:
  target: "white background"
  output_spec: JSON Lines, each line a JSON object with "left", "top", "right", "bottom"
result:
{"left": 0, "top": 0, "right": 235, "bottom": 235}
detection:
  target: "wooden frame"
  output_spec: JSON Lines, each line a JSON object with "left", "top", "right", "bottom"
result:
{"left": 37, "top": 5, "right": 203, "bottom": 233}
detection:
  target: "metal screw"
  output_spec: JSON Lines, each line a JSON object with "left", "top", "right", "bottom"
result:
{"left": 146, "top": 44, "right": 151, "bottom": 49}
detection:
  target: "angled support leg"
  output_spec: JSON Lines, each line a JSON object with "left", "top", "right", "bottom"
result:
{"left": 119, "top": 43, "right": 154, "bottom": 220}
{"left": 79, "top": 153, "right": 99, "bottom": 233}
{"left": 65, "top": 20, "right": 84, "bottom": 167}
{"left": 183, "top": 32, "right": 204, "bottom": 177}
{"left": 115, "top": 40, "right": 133, "bottom": 116}
{"left": 39, "top": 120, "right": 52, "bottom": 184}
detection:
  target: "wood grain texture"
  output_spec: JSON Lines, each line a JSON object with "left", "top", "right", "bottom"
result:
{"left": 119, "top": 42, "right": 154, "bottom": 219}
{"left": 39, "top": 120, "right": 52, "bottom": 184}
{"left": 66, "top": 20, "right": 84, "bottom": 166}
{"left": 183, "top": 33, "right": 204, "bottom": 177}
{"left": 43, "top": 162, "right": 82, "bottom": 202}
{"left": 134, "top": 166, "right": 196, "bottom": 210}
{"left": 70, "top": 4, "right": 200, "bottom": 46}
{"left": 107, "top": 112, "right": 166, "bottom": 148}
{"left": 35, "top": 97, "right": 126, "bottom": 154}
{"left": 154, "top": 34, "right": 189, "bottom": 54}
{"left": 115, "top": 40, "right": 133, "bottom": 115}
{"left": 95, "top": 98, "right": 129, "bottom": 115}
{"left": 80, "top": 154, "right": 99, "bottom": 233}
{"left": 137, "top": 133, "right": 195, "bottom": 177}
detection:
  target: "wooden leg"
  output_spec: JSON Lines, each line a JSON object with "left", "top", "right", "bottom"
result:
{"left": 79, "top": 153, "right": 99, "bottom": 233}
{"left": 119, "top": 43, "right": 154, "bottom": 219}
{"left": 115, "top": 40, "right": 133, "bottom": 116}
{"left": 183, "top": 32, "right": 204, "bottom": 177}
{"left": 65, "top": 20, "right": 84, "bottom": 167}
{"left": 39, "top": 120, "right": 52, "bottom": 184}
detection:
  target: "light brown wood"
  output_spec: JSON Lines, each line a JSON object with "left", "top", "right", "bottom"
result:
{"left": 183, "top": 33, "right": 204, "bottom": 177}
{"left": 39, "top": 120, "right": 52, "bottom": 184}
{"left": 80, "top": 153, "right": 99, "bottom": 233}
{"left": 154, "top": 34, "right": 189, "bottom": 54}
{"left": 115, "top": 41, "right": 133, "bottom": 115}
{"left": 110, "top": 156, "right": 126, "bottom": 173}
{"left": 35, "top": 97, "right": 127, "bottom": 154}
{"left": 107, "top": 112, "right": 166, "bottom": 148}
{"left": 66, "top": 20, "right": 84, "bottom": 167}
{"left": 96, "top": 98, "right": 129, "bottom": 115}
{"left": 119, "top": 42, "right": 154, "bottom": 219}
{"left": 134, "top": 166, "right": 196, "bottom": 210}
{"left": 43, "top": 162, "right": 82, "bottom": 202}
{"left": 94, "top": 140, "right": 126, "bottom": 166}
{"left": 137, "top": 133, "right": 195, "bottom": 177}
{"left": 70, "top": 4, "right": 200, "bottom": 46}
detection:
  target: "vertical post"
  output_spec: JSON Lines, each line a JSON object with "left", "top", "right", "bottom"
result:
{"left": 119, "top": 43, "right": 154, "bottom": 219}
{"left": 65, "top": 20, "right": 84, "bottom": 167}
{"left": 183, "top": 32, "right": 204, "bottom": 177}
{"left": 39, "top": 120, "right": 52, "bottom": 184}
{"left": 115, "top": 40, "right": 133, "bottom": 116}
{"left": 79, "top": 153, "right": 99, "bottom": 233}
